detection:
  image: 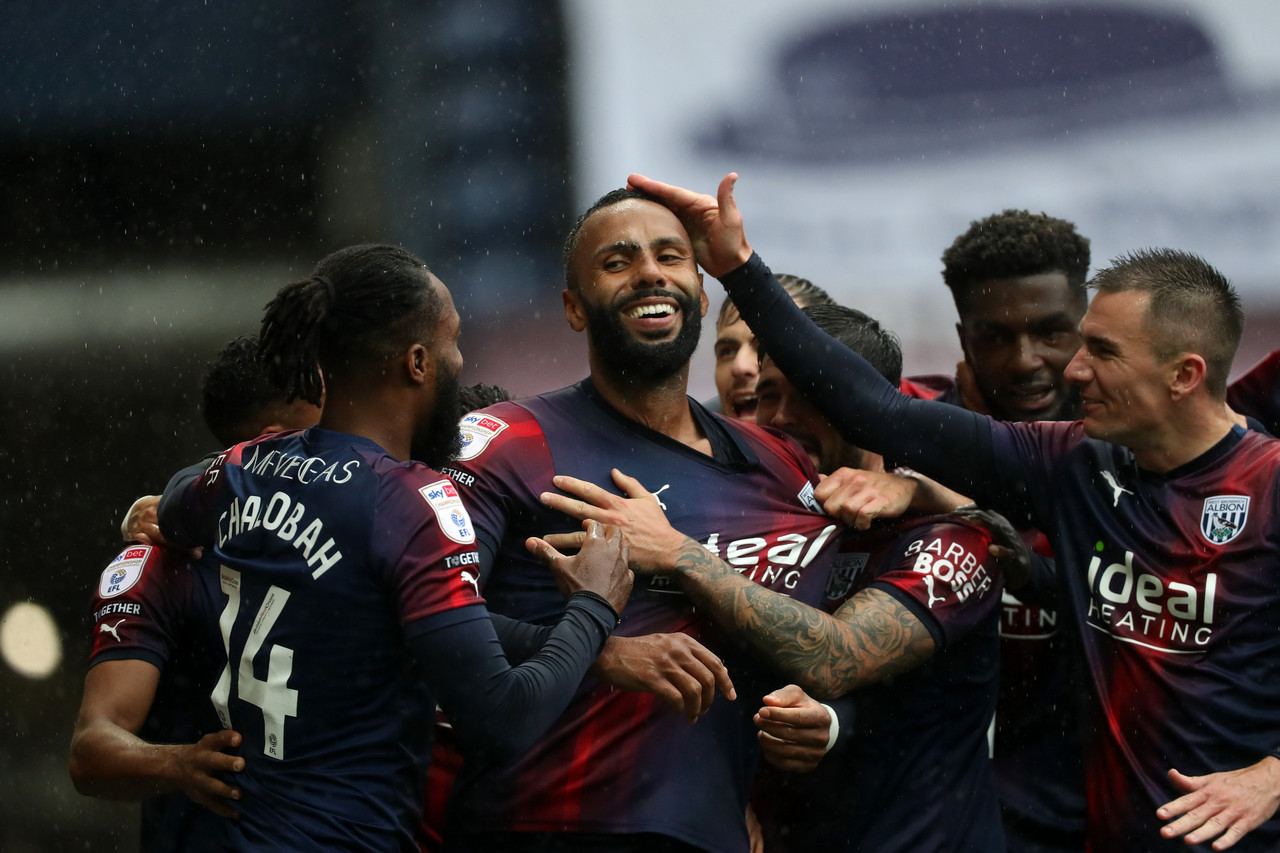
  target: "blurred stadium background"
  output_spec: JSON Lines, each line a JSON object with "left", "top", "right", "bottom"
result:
{"left": 2, "top": 1, "right": 1277, "bottom": 848}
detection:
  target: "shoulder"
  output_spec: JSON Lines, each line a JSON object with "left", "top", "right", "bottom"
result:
{"left": 901, "top": 374, "right": 958, "bottom": 401}
{"left": 92, "top": 543, "right": 186, "bottom": 605}
{"left": 720, "top": 415, "right": 818, "bottom": 479}
{"left": 453, "top": 400, "right": 548, "bottom": 466}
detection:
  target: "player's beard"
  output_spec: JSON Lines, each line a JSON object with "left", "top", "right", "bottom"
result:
{"left": 411, "top": 363, "right": 464, "bottom": 470}
{"left": 583, "top": 287, "right": 702, "bottom": 383}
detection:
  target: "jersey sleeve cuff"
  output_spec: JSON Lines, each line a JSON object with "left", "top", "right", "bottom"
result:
{"left": 871, "top": 580, "right": 946, "bottom": 648}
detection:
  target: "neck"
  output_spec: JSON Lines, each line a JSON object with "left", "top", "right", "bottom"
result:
{"left": 319, "top": 386, "right": 414, "bottom": 461}
{"left": 588, "top": 356, "right": 709, "bottom": 453}
{"left": 1131, "top": 401, "right": 1236, "bottom": 473}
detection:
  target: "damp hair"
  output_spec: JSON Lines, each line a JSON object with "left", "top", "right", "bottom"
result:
{"left": 459, "top": 382, "right": 513, "bottom": 412}
{"left": 1090, "top": 248, "right": 1243, "bottom": 397}
{"left": 759, "top": 303, "right": 902, "bottom": 386}
{"left": 259, "top": 244, "right": 442, "bottom": 406}
{"left": 941, "top": 209, "right": 1090, "bottom": 313}
{"left": 561, "top": 187, "right": 665, "bottom": 291}
{"left": 201, "top": 335, "right": 288, "bottom": 447}
{"left": 717, "top": 273, "right": 833, "bottom": 329}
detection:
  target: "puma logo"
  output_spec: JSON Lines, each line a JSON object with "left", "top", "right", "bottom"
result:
{"left": 922, "top": 575, "right": 947, "bottom": 609}
{"left": 461, "top": 570, "right": 479, "bottom": 595}
{"left": 100, "top": 619, "right": 126, "bottom": 642}
{"left": 1100, "top": 470, "right": 1134, "bottom": 507}
{"left": 651, "top": 484, "right": 671, "bottom": 511}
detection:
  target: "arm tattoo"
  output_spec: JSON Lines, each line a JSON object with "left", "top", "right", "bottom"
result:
{"left": 672, "top": 537, "right": 935, "bottom": 701}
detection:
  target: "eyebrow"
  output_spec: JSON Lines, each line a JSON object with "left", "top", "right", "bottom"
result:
{"left": 592, "top": 235, "right": 690, "bottom": 260}
{"left": 593, "top": 240, "right": 640, "bottom": 260}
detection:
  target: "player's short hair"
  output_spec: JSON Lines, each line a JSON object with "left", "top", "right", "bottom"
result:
{"left": 260, "top": 244, "right": 442, "bottom": 406}
{"left": 717, "top": 274, "right": 833, "bottom": 329}
{"left": 201, "top": 336, "right": 289, "bottom": 447}
{"left": 459, "top": 382, "right": 512, "bottom": 412}
{"left": 759, "top": 303, "right": 902, "bottom": 386}
{"left": 561, "top": 187, "right": 664, "bottom": 291}
{"left": 941, "top": 209, "right": 1090, "bottom": 313}
{"left": 1090, "top": 248, "right": 1243, "bottom": 397}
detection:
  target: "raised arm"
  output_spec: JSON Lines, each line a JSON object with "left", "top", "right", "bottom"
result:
{"left": 628, "top": 173, "right": 1005, "bottom": 502}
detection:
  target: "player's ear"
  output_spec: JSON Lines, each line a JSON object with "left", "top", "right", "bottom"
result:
{"left": 564, "top": 289, "right": 587, "bottom": 332}
{"left": 1168, "top": 352, "right": 1207, "bottom": 400}
{"left": 698, "top": 274, "right": 708, "bottom": 317}
{"left": 405, "top": 343, "right": 431, "bottom": 385}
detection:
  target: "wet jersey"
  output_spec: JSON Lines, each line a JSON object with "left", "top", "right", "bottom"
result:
{"left": 904, "top": 373, "right": 1088, "bottom": 842}
{"left": 721, "top": 253, "right": 1280, "bottom": 852}
{"left": 758, "top": 514, "right": 1003, "bottom": 852}
{"left": 87, "top": 543, "right": 224, "bottom": 853}
{"left": 440, "top": 379, "right": 843, "bottom": 853}
{"left": 164, "top": 427, "right": 486, "bottom": 852}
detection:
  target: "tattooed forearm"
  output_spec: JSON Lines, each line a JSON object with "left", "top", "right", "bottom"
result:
{"left": 671, "top": 537, "right": 935, "bottom": 701}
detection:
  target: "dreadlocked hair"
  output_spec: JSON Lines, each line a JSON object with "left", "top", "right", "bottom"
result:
{"left": 260, "top": 244, "right": 442, "bottom": 405}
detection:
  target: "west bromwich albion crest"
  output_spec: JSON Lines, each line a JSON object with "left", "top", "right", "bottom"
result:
{"left": 1200, "top": 495, "right": 1249, "bottom": 545}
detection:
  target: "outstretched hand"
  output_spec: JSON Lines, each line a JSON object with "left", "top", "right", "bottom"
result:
{"left": 539, "top": 469, "right": 689, "bottom": 575}
{"left": 527, "top": 519, "right": 633, "bottom": 615}
{"left": 626, "top": 173, "right": 753, "bottom": 278}
{"left": 1158, "top": 760, "right": 1280, "bottom": 850}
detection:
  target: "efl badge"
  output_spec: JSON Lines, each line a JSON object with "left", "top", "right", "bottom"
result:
{"left": 825, "top": 552, "right": 870, "bottom": 603}
{"left": 99, "top": 545, "right": 151, "bottom": 598}
{"left": 420, "top": 479, "right": 476, "bottom": 545}
{"left": 455, "top": 413, "right": 509, "bottom": 462}
{"left": 1200, "top": 495, "right": 1249, "bottom": 545}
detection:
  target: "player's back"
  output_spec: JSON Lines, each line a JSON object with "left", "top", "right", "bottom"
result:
{"left": 195, "top": 427, "right": 473, "bottom": 851}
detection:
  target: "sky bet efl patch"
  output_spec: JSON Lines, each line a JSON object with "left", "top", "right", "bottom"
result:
{"left": 98, "top": 544, "right": 151, "bottom": 598}
{"left": 455, "top": 413, "right": 508, "bottom": 461}
{"left": 420, "top": 479, "right": 476, "bottom": 545}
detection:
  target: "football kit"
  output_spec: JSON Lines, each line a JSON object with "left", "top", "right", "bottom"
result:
{"left": 159, "top": 427, "right": 616, "bottom": 851}
{"left": 904, "top": 372, "right": 1087, "bottom": 850}
{"left": 86, "top": 542, "right": 225, "bottom": 853}
{"left": 440, "top": 379, "right": 844, "bottom": 853}
{"left": 723, "top": 253, "right": 1280, "bottom": 851}
{"left": 756, "top": 514, "right": 1004, "bottom": 852}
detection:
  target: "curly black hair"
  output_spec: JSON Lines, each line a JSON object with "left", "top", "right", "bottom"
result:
{"left": 941, "top": 210, "right": 1090, "bottom": 310}
{"left": 201, "top": 336, "right": 286, "bottom": 447}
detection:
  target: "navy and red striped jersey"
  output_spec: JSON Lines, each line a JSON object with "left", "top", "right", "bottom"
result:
{"left": 903, "top": 373, "right": 1088, "bottom": 842}
{"left": 1228, "top": 349, "right": 1280, "bottom": 437}
{"left": 757, "top": 514, "right": 1004, "bottom": 852}
{"left": 87, "top": 543, "right": 224, "bottom": 853}
{"left": 996, "top": 422, "right": 1280, "bottom": 851}
{"left": 440, "top": 379, "right": 843, "bottom": 853}
{"left": 166, "top": 427, "right": 485, "bottom": 851}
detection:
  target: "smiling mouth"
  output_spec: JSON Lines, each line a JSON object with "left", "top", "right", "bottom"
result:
{"left": 731, "top": 394, "right": 758, "bottom": 420}
{"left": 625, "top": 303, "right": 677, "bottom": 319}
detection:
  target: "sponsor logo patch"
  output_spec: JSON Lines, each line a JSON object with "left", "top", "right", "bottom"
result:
{"left": 420, "top": 479, "right": 476, "bottom": 545}
{"left": 1201, "top": 495, "right": 1249, "bottom": 545}
{"left": 455, "top": 413, "right": 509, "bottom": 462}
{"left": 98, "top": 545, "right": 150, "bottom": 598}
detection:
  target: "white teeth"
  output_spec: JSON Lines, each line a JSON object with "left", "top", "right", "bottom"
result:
{"left": 627, "top": 304, "right": 675, "bottom": 319}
